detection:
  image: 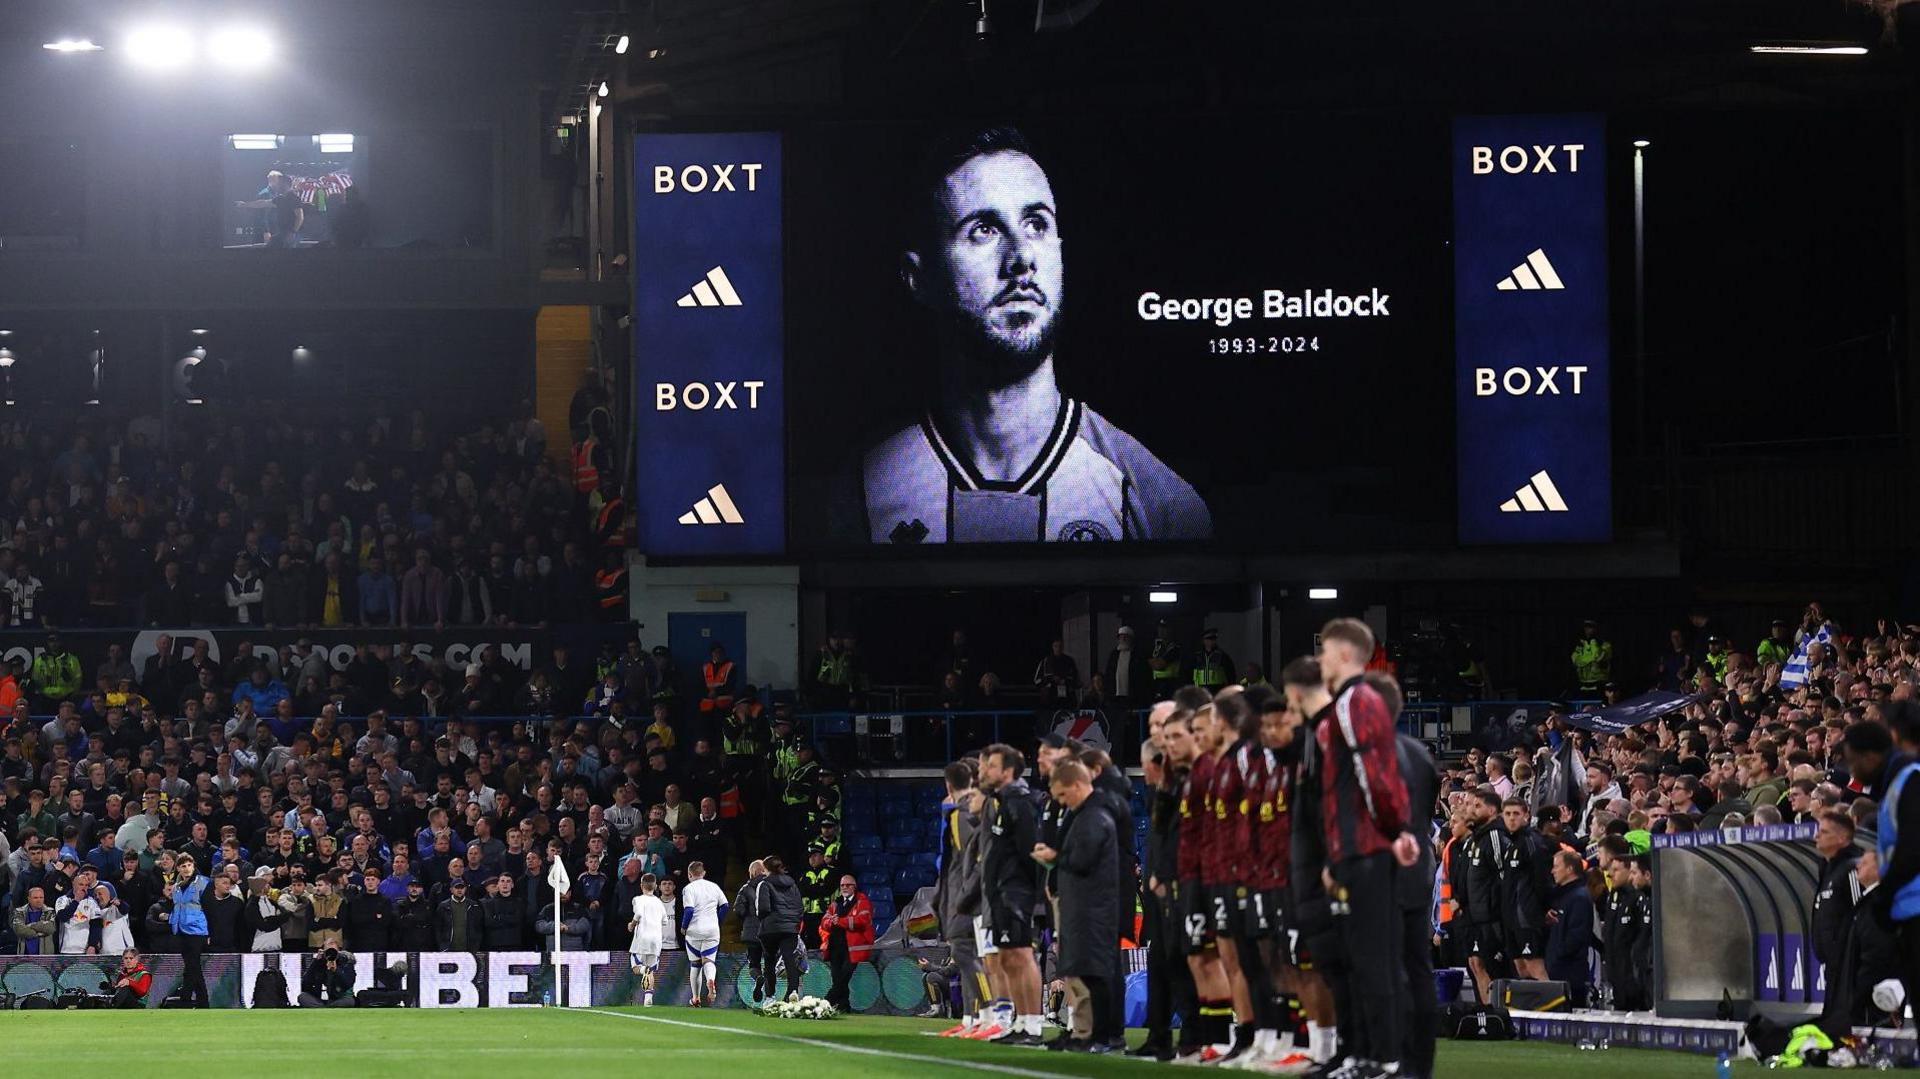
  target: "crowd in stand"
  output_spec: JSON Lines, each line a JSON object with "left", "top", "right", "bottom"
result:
{"left": 0, "top": 614, "right": 847, "bottom": 1008}
{"left": 1438, "top": 603, "right": 1920, "bottom": 1056}
{"left": 908, "top": 604, "right": 1920, "bottom": 1074}
{"left": 0, "top": 406, "right": 632, "bottom": 632}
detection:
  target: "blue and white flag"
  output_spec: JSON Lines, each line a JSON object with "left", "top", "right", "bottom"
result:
{"left": 1779, "top": 624, "right": 1833, "bottom": 689}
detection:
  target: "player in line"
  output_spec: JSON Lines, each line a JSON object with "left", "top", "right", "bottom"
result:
{"left": 628, "top": 873, "right": 667, "bottom": 1006}
{"left": 682, "top": 861, "right": 729, "bottom": 1007}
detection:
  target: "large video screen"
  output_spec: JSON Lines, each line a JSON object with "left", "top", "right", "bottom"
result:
{"left": 782, "top": 116, "right": 1452, "bottom": 550}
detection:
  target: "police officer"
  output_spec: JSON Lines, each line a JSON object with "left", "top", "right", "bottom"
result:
{"left": 1191, "top": 629, "right": 1234, "bottom": 694}
{"left": 800, "top": 846, "right": 836, "bottom": 942}
{"left": 1149, "top": 621, "right": 1185, "bottom": 702}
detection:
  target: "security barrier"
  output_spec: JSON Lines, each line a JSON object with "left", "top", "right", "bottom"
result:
{"left": 0, "top": 946, "right": 959, "bottom": 1011}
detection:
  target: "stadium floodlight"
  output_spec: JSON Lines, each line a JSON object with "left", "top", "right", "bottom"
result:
{"left": 1149, "top": 590, "right": 1178, "bottom": 604}
{"left": 614, "top": 34, "right": 630, "bottom": 54}
{"left": 314, "top": 133, "right": 354, "bottom": 154}
{"left": 1308, "top": 587, "right": 1340, "bottom": 601}
{"left": 44, "top": 39, "right": 104, "bottom": 53}
{"left": 228, "top": 134, "right": 282, "bottom": 150}
{"left": 1632, "top": 139, "right": 1650, "bottom": 148}
{"left": 0, "top": 350, "right": 14, "bottom": 369}
{"left": 208, "top": 25, "right": 274, "bottom": 71}
{"left": 123, "top": 24, "right": 195, "bottom": 70}
{"left": 1749, "top": 44, "right": 1867, "bottom": 55}
{"left": 598, "top": 80, "right": 610, "bottom": 97}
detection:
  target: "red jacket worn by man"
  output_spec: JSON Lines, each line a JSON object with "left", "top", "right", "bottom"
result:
{"left": 1315, "top": 674, "right": 1410, "bottom": 864}
{"left": 820, "top": 889, "right": 875, "bottom": 962}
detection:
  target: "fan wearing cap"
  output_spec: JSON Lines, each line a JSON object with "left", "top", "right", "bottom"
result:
{"left": 393, "top": 875, "right": 437, "bottom": 950}
{"left": 1103, "top": 625, "right": 1152, "bottom": 712}
{"left": 437, "top": 875, "right": 483, "bottom": 950}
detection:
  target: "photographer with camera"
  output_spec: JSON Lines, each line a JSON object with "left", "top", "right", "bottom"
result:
{"left": 104, "top": 947, "right": 151, "bottom": 1008}
{"left": 163, "top": 854, "right": 210, "bottom": 1007}
{"left": 299, "top": 946, "right": 357, "bottom": 1008}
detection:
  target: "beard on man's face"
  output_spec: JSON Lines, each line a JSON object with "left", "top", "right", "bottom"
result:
{"left": 939, "top": 298, "right": 1060, "bottom": 391}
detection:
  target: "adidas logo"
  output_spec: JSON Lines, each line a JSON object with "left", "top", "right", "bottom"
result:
{"left": 1494, "top": 249, "right": 1564, "bottom": 291}
{"left": 1498, "top": 470, "right": 1570, "bottom": 513}
{"left": 677, "top": 484, "right": 745, "bottom": 525}
{"left": 675, "top": 266, "right": 743, "bottom": 307}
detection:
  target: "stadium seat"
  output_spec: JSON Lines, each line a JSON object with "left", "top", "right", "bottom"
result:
{"left": 858, "top": 868, "right": 892, "bottom": 889}
{"left": 885, "top": 833, "right": 921, "bottom": 853}
{"left": 884, "top": 815, "right": 922, "bottom": 838}
{"left": 848, "top": 834, "right": 883, "bottom": 854}
{"left": 854, "top": 851, "right": 897, "bottom": 872}
{"left": 908, "top": 852, "right": 940, "bottom": 870}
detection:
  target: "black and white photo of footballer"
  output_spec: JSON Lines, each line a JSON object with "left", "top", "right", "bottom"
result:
{"left": 833, "top": 125, "right": 1213, "bottom": 544}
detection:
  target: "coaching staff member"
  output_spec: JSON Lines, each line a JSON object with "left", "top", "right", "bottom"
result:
{"left": 841, "top": 125, "right": 1211, "bottom": 545}
{"left": 1849, "top": 708, "right": 1920, "bottom": 1022}
{"left": 1316, "top": 619, "right": 1417, "bottom": 1079}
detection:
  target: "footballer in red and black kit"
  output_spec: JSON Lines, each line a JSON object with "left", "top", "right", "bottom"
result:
{"left": 1176, "top": 736, "right": 1219, "bottom": 953}
{"left": 1246, "top": 709, "right": 1293, "bottom": 943}
{"left": 1173, "top": 696, "right": 1236, "bottom": 1057}
{"left": 1203, "top": 690, "right": 1271, "bottom": 1062}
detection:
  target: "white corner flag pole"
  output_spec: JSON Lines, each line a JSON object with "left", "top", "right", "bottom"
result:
{"left": 547, "top": 855, "right": 571, "bottom": 1007}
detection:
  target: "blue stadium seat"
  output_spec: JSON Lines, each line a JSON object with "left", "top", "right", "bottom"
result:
{"left": 886, "top": 833, "right": 921, "bottom": 853}
{"left": 884, "top": 815, "right": 922, "bottom": 838}
{"left": 858, "top": 868, "right": 892, "bottom": 888}
{"left": 856, "top": 852, "right": 897, "bottom": 872}
{"left": 840, "top": 809, "right": 877, "bottom": 834}
{"left": 909, "top": 852, "right": 940, "bottom": 870}
{"left": 891, "top": 868, "right": 920, "bottom": 894}
{"left": 848, "top": 834, "right": 883, "bottom": 854}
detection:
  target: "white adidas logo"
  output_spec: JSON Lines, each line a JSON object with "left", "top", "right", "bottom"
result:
{"left": 1498, "top": 470, "right": 1570, "bottom": 513}
{"left": 1494, "top": 249, "right": 1564, "bottom": 291}
{"left": 675, "top": 266, "right": 743, "bottom": 307}
{"left": 677, "top": 484, "right": 745, "bottom": 525}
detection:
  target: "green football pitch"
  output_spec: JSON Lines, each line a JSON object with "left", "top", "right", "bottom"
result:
{"left": 1, "top": 1006, "right": 1748, "bottom": 1078}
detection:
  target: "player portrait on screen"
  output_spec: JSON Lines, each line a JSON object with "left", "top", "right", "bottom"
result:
{"left": 836, "top": 125, "right": 1212, "bottom": 545}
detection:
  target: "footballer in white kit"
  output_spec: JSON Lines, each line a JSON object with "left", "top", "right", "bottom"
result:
{"left": 628, "top": 875, "right": 667, "bottom": 1006}
{"left": 681, "top": 864, "right": 729, "bottom": 1006}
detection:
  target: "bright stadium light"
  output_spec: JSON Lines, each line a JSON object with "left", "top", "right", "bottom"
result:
{"left": 1749, "top": 44, "right": 1867, "bottom": 55}
{"left": 314, "top": 133, "right": 355, "bottom": 154}
{"left": 1308, "top": 587, "right": 1340, "bottom": 601}
{"left": 228, "top": 134, "right": 282, "bottom": 150}
{"left": 614, "top": 34, "right": 630, "bottom": 54}
{"left": 44, "top": 39, "right": 104, "bottom": 53}
{"left": 123, "top": 25, "right": 195, "bottom": 70}
{"left": 597, "top": 80, "right": 610, "bottom": 97}
{"left": 208, "top": 25, "right": 275, "bottom": 70}
{"left": 1149, "top": 590, "right": 1178, "bottom": 604}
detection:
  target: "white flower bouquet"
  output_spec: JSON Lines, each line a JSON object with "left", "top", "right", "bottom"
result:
{"left": 758, "top": 995, "right": 839, "bottom": 1020}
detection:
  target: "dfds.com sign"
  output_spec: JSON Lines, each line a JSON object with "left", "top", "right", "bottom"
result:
{"left": 1453, "top": 115, "right": 1611, "bottom": 544}
{"left": 633, "top": 132, "right": 785, "bottom": 557}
